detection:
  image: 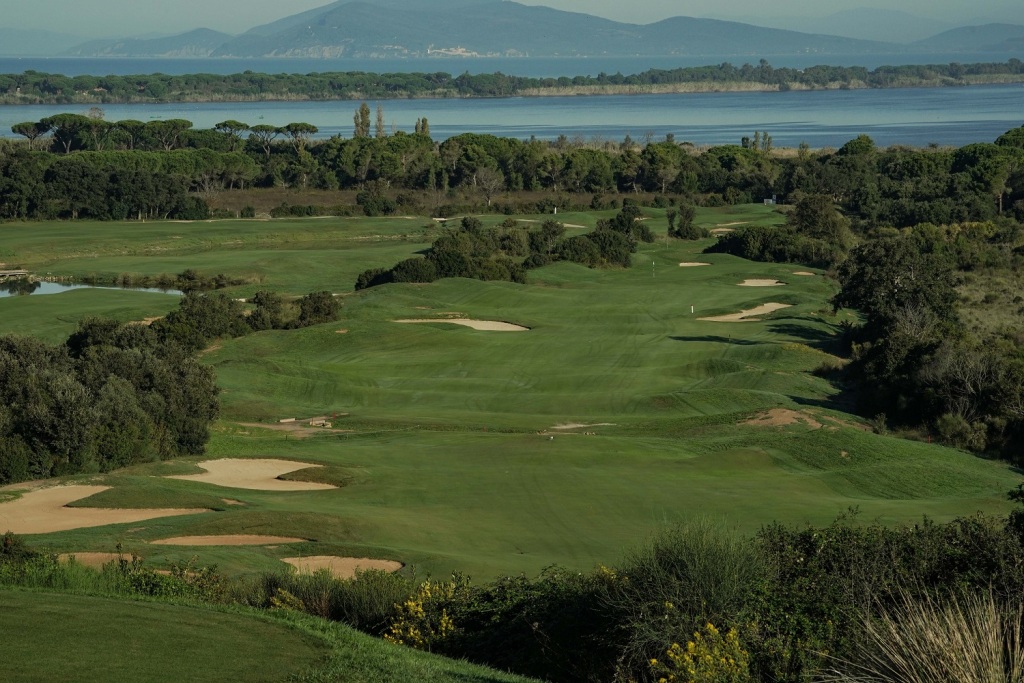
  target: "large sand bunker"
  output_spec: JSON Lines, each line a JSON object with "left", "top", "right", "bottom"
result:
{"left": 395, "top": 319, "right": 529, "bottom": 332}
{"left": 167, "top": 459, "right": 336, "bottom": 491}
{"left": 0, "top": 486, "right": 207, "bottom": 534}
{"left": 738, "top": 279, "right": 785, "bottom": 287}
{"left": 283, "top": 556, "right": 403, "bottom": 579}
{"left": 679, "top": 262, "right": 711, "bottom": 267}
{"left": 698, "top": 303, "right": 792, "bottom": 322}
{"left": 152, "top": 535, "right": 306, "bottom": 546}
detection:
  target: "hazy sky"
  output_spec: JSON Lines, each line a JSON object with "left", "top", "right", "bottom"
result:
{"left": 3, "top": 0, "right": 1019, "bottom": 38}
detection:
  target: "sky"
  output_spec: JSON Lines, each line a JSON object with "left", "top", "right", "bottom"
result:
{"left": 2, "top": 0, "right": 1020, "bottom": 38}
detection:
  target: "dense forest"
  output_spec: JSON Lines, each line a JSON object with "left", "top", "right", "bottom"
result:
{"left": 1, "top": 59, "right": 1022, "bottom": 104}
{"left": 3, "top": 114, "right": 1023, "bottom": 227}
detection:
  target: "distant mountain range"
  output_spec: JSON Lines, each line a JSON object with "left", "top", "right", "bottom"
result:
{"left": 3, "top": 1, "right": 1023, "bottom": 60}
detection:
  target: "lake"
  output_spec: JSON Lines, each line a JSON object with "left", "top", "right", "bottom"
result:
{"left": 0, "top": 281, "right": 182, "bottom": 298}
{"left": 1, "top": 83, "right": 1022, "bottom": 148}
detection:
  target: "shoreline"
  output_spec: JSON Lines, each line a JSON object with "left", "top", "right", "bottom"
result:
{"left": 1, "top": 74, "right": 1021, "bottom": 107}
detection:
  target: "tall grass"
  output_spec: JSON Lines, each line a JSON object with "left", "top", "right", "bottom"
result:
{"left": 234, "top": 568, "right": 416, "bottom": 635}
{"left": 604, "top": 518, "right": 767, "bottom": 676}
{"left": 821, "top": 589, "right": 1024, "bottom": 683}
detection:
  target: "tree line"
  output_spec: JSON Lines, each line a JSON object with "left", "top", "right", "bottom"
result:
{"left": 1, "top": 59, "right": 1022, "bottom": 104}
{"left": 3, "top": 114, "right": 1023, "bottom": 224}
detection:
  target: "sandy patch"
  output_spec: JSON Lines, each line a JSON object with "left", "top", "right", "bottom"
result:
{"left": 792, "top": 271, "right": 816, "bottom": 276}
{"left": 128, "top": 316, "right": 163, "bottom": 326}
{"left": 59, "top": 552, "right": 125, "bottom": 569}
{"left": 678, "top": 262, "right": 711, "bottom": 267}
{"left": 335, "top": 329, "right": 348, "bottom": 334}
{"left": 551, "top": 423, "right": 616, "bottom": 430}
{"left": 742, "top": 409, "right": 823, "bottom": 429}
{"left": 0, "top": 486, "right": 207, "bottom": 534}
{"left": 167, "top": 459, "right": 336, "bottom": 491}
{"left": 282, "top": 556, "right": 403, "bottom": 579}
{"left": 710, "top": 228, "right": 735, "bottom": 234}
{"left": 738, "top": 279, "right": 785, "bottom": 287}
{"left": 152, "top": 535, "right": 306, "bottom": 546}
{"left": 715, "top": 221, "right": 748, "bottom": 227}
{"left": 698, "top": 303, "right": 791, "bottom": 322}
{"left": 236, "top": 420, "right": 347, "bottom": 438}
{"left": 395, "top": 319, "right": 529, "bottom": 332}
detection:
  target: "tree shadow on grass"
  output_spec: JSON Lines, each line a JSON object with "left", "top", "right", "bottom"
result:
{"left": 767, "top": 320, "right": 847, "bottom": 355}
{"left": 669, "top": 335, "right": 763, "bottom": 346}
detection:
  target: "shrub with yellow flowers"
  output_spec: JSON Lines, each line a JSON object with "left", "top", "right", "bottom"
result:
{"left": 384, "top": 574, "right": 467, "bottom": 652}
{"left": 650, "top": 623, "right": 751, "bottom": 683}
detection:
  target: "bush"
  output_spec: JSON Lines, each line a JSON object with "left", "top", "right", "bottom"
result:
{"left": 296, "top": 291, "right": 340, "bottom": 327}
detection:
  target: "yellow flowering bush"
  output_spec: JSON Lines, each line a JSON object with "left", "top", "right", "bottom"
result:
{"left": 384, "top": 576, "right": 464, "bottom": 651}
{"left": 650, "top": 623, "right": 751, "bottom": 683}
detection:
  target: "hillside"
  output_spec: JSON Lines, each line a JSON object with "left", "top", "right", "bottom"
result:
{"left": 62, "top": 29, "right": 235, "bottom": 58}
{"left": 913, "top": 22, "right": 1024, "bottom": 51}
{"left": 60, "top": 0, "right": 895, "bottom": 59}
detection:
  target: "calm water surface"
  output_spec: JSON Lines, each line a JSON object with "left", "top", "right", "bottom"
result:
{"left": 1, "top": 83, "right": 1021, "bottom": 148}
{"left": 0, "top": 281, "right": 182, "bottom": 298}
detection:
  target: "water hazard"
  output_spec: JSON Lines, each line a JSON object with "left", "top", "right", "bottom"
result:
{"left": 0, "top": 280, "right": 182, "bottom": 299}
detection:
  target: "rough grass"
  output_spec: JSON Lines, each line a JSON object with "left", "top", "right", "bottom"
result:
{"left": 0, "top": 588, "right": 537, "bottom": 683}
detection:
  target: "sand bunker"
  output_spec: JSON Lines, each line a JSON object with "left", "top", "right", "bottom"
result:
{"left": 551, "top": 423, "right": 616, "bottom": 430}
{"left": 0, "top": 486, "right": 207, "bottom": 535}
{"left": 792, "top": 271, "right": 815, "bottom": 276}
{"left": 152, "top": 535, "right": 306, "bottom": 546}
{"left": 738, "top": 279, "right": 785, "bottom": 287}
{"left": 710, "top": 228, "right": 735, "bottom": 234}
{"left": 282, "top": 556, "right": 403, "bottom": 579}
{"left": 698, "top": 303, "right": 791, "bottom": 322}
{"left": 679, "top": 262, "right": 711, "bottom": 267}
{"left": 59, "top": 552, "right": 125, "bottom": 569}
{"left": 395, "top": 319, "right": 529, "bottom": 332}
{"left": 742, "top": 409, "right": 823, "bottom": 429}
{"left": 167, "top": 459, "right": 336, "bottom": 491}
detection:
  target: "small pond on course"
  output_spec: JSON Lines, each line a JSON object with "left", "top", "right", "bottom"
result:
{"left": 0, "top": 281, "right": 182, "bottom": 298}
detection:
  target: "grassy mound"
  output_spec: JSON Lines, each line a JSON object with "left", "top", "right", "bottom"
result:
{"left": 1, "top": 588, "right": 535, "bottom": 683}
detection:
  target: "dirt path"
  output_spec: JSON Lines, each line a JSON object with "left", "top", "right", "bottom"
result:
{"left": 698, "top": 303, "right": 792, "bottom": 322}
{"left": 0, "top": 486, "right": 207, "bottom": 534}
{"left": 282, "top": 556, "right": 403, "bottom": 579}
{"left": 167, "top": 459, "right": 336, "bottom": 491}
{"left": 395, "top": 319, "right": 529, "bottom": 332}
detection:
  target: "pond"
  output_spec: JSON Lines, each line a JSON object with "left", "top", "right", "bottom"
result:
{"left": 0, "top": 280, "right": 183, "bottom": 298}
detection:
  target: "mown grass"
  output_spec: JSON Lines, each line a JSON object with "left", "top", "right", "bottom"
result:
{"left": 0, "top": 588, "right": 536, "bottom": 683}
{"left": 1, "top": 206, "right": 1017, "bottom": 582}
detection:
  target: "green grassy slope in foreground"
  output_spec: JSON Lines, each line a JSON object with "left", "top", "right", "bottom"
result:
{"left": 0, "top": 589, "right": 535, "bottom": 683}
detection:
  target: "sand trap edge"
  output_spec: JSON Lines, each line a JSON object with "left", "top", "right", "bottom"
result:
{"left": 282, "top": 556, "right": 404, "bottom": 579}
